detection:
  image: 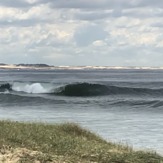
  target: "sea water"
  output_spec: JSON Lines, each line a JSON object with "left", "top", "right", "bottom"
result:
{"left": 0, "top": 68, "right": 163, "bottom": 154}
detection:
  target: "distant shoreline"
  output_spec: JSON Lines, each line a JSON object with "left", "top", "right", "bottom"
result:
{"left": 0, "top": 64, "right": 163, "bottom": 70}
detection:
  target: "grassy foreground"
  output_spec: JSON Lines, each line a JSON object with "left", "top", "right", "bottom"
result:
{"left": 0, "top": 121, "right": 162, "bottom": 163}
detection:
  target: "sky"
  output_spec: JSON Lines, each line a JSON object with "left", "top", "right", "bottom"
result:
{"left": 0, "top": 0, "right": 163, "bottom": 66}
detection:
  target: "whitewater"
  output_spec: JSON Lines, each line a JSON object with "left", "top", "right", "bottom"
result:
{"left": 0, "top": 68, "right": 163, "bottom": 154}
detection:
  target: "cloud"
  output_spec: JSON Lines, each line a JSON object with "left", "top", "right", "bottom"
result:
{"left": 0, "top": 4, "right": 54, "bottom": 27}
{"left": 0, "top": 0, "right": 39, "bottom": 8}
{"left": 40, "top": 0, "right": 163, "bottom": 9}
{"left": 0, "top": 0, "right": 162, "bottom": 66}
{"left": 151, "top": 22, "right": 163, "bottom": 28}
{"left": 75, "top": 11, "right": 111, "bottom": 21}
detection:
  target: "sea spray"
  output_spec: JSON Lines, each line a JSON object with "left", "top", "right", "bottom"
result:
{"left": 12, "top": 83, "right": 49, "bottom": 94}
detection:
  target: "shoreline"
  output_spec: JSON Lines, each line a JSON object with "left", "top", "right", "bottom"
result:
{"left": 1, "top": 64, "right": 163, "bottom": 70}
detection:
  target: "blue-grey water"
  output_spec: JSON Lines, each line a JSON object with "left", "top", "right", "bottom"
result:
{"left": 0, "top": 69, "right": 163, "bottom": 153}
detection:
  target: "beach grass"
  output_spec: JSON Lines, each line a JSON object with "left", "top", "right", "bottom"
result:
{"left": 0, "top": 120, "right": 162, "bottom": 163}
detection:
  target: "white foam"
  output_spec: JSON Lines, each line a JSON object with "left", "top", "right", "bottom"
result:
{"left": 13, "top": 83, "right": 49, "bottom": 94}
{"left": 0, "top": 90, "right": 10, "bottom": 94}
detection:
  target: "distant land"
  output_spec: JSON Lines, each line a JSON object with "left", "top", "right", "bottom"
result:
{"left": 0, "top": 63, "right": 163, "bottom": 70}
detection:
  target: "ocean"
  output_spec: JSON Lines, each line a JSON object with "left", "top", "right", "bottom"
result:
{"left": 0, "top": 68, "right": 163, "bottom": 153}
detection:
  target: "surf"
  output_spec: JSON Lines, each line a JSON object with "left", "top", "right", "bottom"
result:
{"left": 53, "top": 83, "right": 163, "bottom": 97}
{"left": 0, "top": 83, "right": 12, "bottom": 92}
{"left": 1, "top": 82, "right": 163, "bottom": 97}
{"left": 12, "top": 83, "right": 49, "bottom": 94}
{"left": 55, "top": 83, "right": 109, "bottom": 96}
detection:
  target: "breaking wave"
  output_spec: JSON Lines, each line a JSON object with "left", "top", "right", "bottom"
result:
{"left": 0, "top": 82, "right": 52, "bottom": 94}
{"left": 55, "top": 83, "right": 108, "bottom": 96}
{"left": 54, "top": 83, "right": 163, "bottom": 96}
{"left": 12, "top": 83, "right": 49, "bottom": 94}
{"left": 1, "top": 82, "right": 163, "bottom": 97}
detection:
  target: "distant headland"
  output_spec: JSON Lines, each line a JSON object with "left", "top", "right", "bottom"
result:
{"left": 0, "top": 63, "right": 163, "bottom": 70}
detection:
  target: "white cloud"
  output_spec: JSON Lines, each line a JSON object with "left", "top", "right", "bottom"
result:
{"left": 92, "top": 40, "right": 107, "bottom": 47}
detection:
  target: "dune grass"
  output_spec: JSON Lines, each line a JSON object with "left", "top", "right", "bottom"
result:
{"left": 0, "top": 120, "right": 162, "bottom": 163}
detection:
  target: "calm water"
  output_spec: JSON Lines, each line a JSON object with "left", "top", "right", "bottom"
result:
{"left": 0, "top": 69, "right": 163, "bottom": 153}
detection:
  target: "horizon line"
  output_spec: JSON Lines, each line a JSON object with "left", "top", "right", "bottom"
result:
{"left": 0, "top": 64, "right": 163, "bottom": 70}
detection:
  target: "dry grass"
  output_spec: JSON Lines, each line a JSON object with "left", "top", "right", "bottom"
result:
{"left": 0, "top": 120, "right": 162, "bottom": 163}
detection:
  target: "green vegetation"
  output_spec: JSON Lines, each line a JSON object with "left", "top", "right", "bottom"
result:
{"left": 0, "top": 120, "right": 162, "bottom": 163}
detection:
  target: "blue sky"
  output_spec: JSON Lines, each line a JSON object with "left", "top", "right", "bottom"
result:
{"left": 0, "top": 0, "right": 163, "bottom": 66}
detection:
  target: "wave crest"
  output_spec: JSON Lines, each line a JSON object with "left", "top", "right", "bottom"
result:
{"left": 55, "top": 83, "right": 109, "bottom": 96}
{"left": 1, "top": 82, "right": 163, "bottom": 97}
{"left": 12, "top": 83, "right": 49, "bottom": 94}
{"left": 54, "top": 83, "right": 163, "bottom": 97}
